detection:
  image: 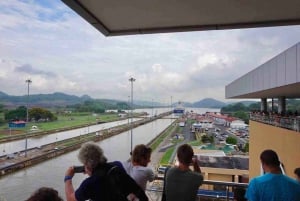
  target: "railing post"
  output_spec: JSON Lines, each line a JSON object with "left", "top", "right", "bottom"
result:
{"left": 226, "top": 185, "right": 229, "bottom": 201}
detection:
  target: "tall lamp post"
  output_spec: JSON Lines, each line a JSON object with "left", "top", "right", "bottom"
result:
{"left": 152, "top": 99, "right": 154, "bottom": 118}
{"left": 129, "top": 77, "right": 135, "bottom": 152}
{"left": 128, "top": 95, "right": 130, "bottom": 125}
{"left": 170, "top": 96, "right": 173, "bottom": 112}
{"left": 25, "top": 79, "right": 32, "bottom": 157}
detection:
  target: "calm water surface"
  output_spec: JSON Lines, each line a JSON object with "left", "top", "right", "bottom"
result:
{"left": 0, "top": 108, "right": 219, "bottom": 201}
{"left": 0, "top": 118, "right": 174, "bottom": 201}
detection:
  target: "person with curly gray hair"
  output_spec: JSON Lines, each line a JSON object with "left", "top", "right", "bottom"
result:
{"left": 77, "top": 141, "right": 108, "bottom": 173}
{"left": 64, "top": 142, "right": 148, "bottom": 201}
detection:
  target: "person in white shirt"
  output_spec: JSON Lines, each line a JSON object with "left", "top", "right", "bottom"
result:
{"left": 123, "top": 144, "right": 155, "bottom": 190}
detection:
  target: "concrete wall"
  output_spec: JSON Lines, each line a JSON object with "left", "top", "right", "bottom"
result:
{"left": 200, "top": 167, "right": 249, "bottom": 190}
{"left": 226, "top": 42, "right": 300, "bottom": 98}
{"left": 249, "top": 120, "right": 300, "bottom": 179}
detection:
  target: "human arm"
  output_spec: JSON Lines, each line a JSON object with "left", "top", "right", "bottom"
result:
{"left": 192, "top": 157, "right": 201, "bottom": 173}
{"left": 65, "top": 167, "right": 77, "bottom": 201}
{"left": 148, "top": 168, "right": 156, "bottom": 182}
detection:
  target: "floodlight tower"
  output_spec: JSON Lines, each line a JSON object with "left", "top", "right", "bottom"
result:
{"left": 129, "top": 77, "right": 135, "bottom": 152}
{"left": 25, "top": 79, "right": 32, "bottom": 157}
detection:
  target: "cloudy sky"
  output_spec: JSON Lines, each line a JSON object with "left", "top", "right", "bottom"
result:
{"left": 0, "top": 0, "right": 300, "bottom": 104}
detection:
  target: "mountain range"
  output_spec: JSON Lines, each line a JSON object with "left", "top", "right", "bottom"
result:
{"left": 0, "top": 91, "right": 257, "bottom": 109}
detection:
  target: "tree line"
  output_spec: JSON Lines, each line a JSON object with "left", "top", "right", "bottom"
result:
{"left": 3, "top": 106, "right": 57, "bottom": 122}
{"left": 221, "top": 99, "right": 300, "bottom": 123}
{"left": 221, "top": 102, "right": 260, "bottom": 123}
{"left": 0, "top": 100, "right": 130, "bottom": 125}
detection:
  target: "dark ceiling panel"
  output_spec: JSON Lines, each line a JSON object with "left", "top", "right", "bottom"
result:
{"left": 61, "top": 0, "right": 300, "bottom": 36}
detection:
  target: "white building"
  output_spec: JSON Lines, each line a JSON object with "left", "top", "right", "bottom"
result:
{"left": 230, "top": 120, "right": 248, "bottom": 129}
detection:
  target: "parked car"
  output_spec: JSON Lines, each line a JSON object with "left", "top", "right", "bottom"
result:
{"left": 157, "top": 165, "right": 171, "bottom": 174}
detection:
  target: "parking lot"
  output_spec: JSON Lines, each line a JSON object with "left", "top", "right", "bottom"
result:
{"left": 205, "top": 124, "right": 249, "bottom": 146}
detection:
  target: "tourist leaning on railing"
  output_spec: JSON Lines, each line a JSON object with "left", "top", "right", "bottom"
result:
{"left": 165, "top": 144, "right": 203, "bottom": 201}
{"left": 122, "top": 144, "right": 155, "bottom": 191}
{"left": 64, "top": 142, "right": 148, "bottom": 201}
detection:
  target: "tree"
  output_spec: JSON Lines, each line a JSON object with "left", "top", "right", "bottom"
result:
{"left": 29, "top": 107, "right": 57, "bottom": 121}
{"left": 0, "top": 104, "right": 3, "bottom": 113}
{"left": 0, "top": 104, "right": 4, "bottom": 125}
{"left": 4, "top": 106, "right": 27, "bottom": 121}
{"left": 230, "top": 103, "right": 247, "bottom": 111}
{"left": 248, "top": 102, "right": 260, "bottom": 111}
{"left": 243, "top": 142, "right": 249, "bottom": 153}
{"left": 208, "top": 135, "right": 214, "bottom": 144}
{"left": 201, "top": 135, "right": 210, "bottom": 143}
{"left": 221, "top": 102, "right": 255, "bottom": 113}
{"left": 233, "top": 111, "right": 249, "bottom": 124}
{"left": 116, "top": 102, "right": 129, "bottom": 110}
{"left": 226, "top": 136, "right": 238, "bottom": 145}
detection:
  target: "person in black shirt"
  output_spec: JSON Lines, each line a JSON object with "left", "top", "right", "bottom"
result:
{"left": 64, "top": 142, "right": 148, "bottom": 201}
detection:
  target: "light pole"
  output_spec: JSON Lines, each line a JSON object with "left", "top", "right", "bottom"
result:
{"left": 170, "top": 96, "right": 173, "bottom": 112}
{"left": 25, "top": 79, "right": 32, "bottom": 157}
{"left": 129, "top": 77, "right": 135, "bottom": 152}
{"left": 128, "top": 95, "right": 130, "bottom": 125}
{"left": 170, "top": 96, "right": 173, "bottom": 122}
{"left": 152, "top": 99, "right": 154, "bottom": 118}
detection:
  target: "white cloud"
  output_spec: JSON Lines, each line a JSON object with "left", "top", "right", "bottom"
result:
{"left": 196, "top": 54, "right": 218, "bottom": 70}
{"left": 0, "top": 1, "right": 300, "bottom": 103}
{"left": 152, "top": 64, "right": 163, "bottom": 73}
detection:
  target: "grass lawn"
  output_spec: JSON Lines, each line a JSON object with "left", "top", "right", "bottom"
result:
{"left": 188, "top": 140, "right": 202, "bottom": 146}
{"left": 160, "top": 146, "right": 175, "bottom": 165}
{"left": 150, "top": 124, "right": 176, "bottom": 151}
{"left": 0, "top": 112, "right": 119, "bottom": 136}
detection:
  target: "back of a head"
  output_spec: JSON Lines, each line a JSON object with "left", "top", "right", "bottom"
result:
{"left": 25, "top": 187, "right": 63, "bottom": 201}
{"left": 294, "top": 167, "right": 300, "bottom": 177}
{"left": 177, "top": 144, "right": 194, "bottom": 165}
{"left": 132, "top": 144, "right": 152, "bottom": 164}
{"left": 78, "top": 142, "right": 107, "bottom": 169}
{"left": 260, "top": 149, "right": 280, "bottom": 167}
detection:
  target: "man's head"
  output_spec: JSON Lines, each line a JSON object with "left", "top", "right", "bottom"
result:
{"left": 177, "top": 144, "right": 194, "bottom": 166}
{"left": 294, "top": 167, "right": 300, "bottom": 182}
{"left": 78, "top": 142, "right": 107, "bottom": 171}
{"left": 260, "top": 149, "right": 280, "bottom": 170}
{"left": 132, "top": 144, "right": 152, "bottom": 166}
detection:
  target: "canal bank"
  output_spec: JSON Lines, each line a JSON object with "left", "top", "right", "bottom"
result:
{"left": 0, "top": 117, "right": 176, "bottom": 201}
{"left": 0, "top": 113, "right": 147, "bottom": 144}
{"left": 0, "top": 112, "right": 173, "bottom": 177}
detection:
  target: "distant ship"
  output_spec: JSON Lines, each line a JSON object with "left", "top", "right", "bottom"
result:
{"left": 173, "top": 101, "right": 185, "bottom": 115}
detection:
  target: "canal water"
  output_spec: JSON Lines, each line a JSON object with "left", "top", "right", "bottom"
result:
{"left": 0, "top": 107, "right": 219, "bottom": 201}
{"left": 0, "top": 107, "right": 171, "bottom": 157}
{"left": 0, "top": 118, "right": 174, "bottom": 201}
{"left": 0, "top": 118, "right": 141, "bottom": 157}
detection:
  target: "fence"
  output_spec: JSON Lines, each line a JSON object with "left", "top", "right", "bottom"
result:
{"left": 146, "top": 178, "right": 248, "bottom": 201}
{"left": 250, "top": 113, "right": 300, "bottom": 132}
